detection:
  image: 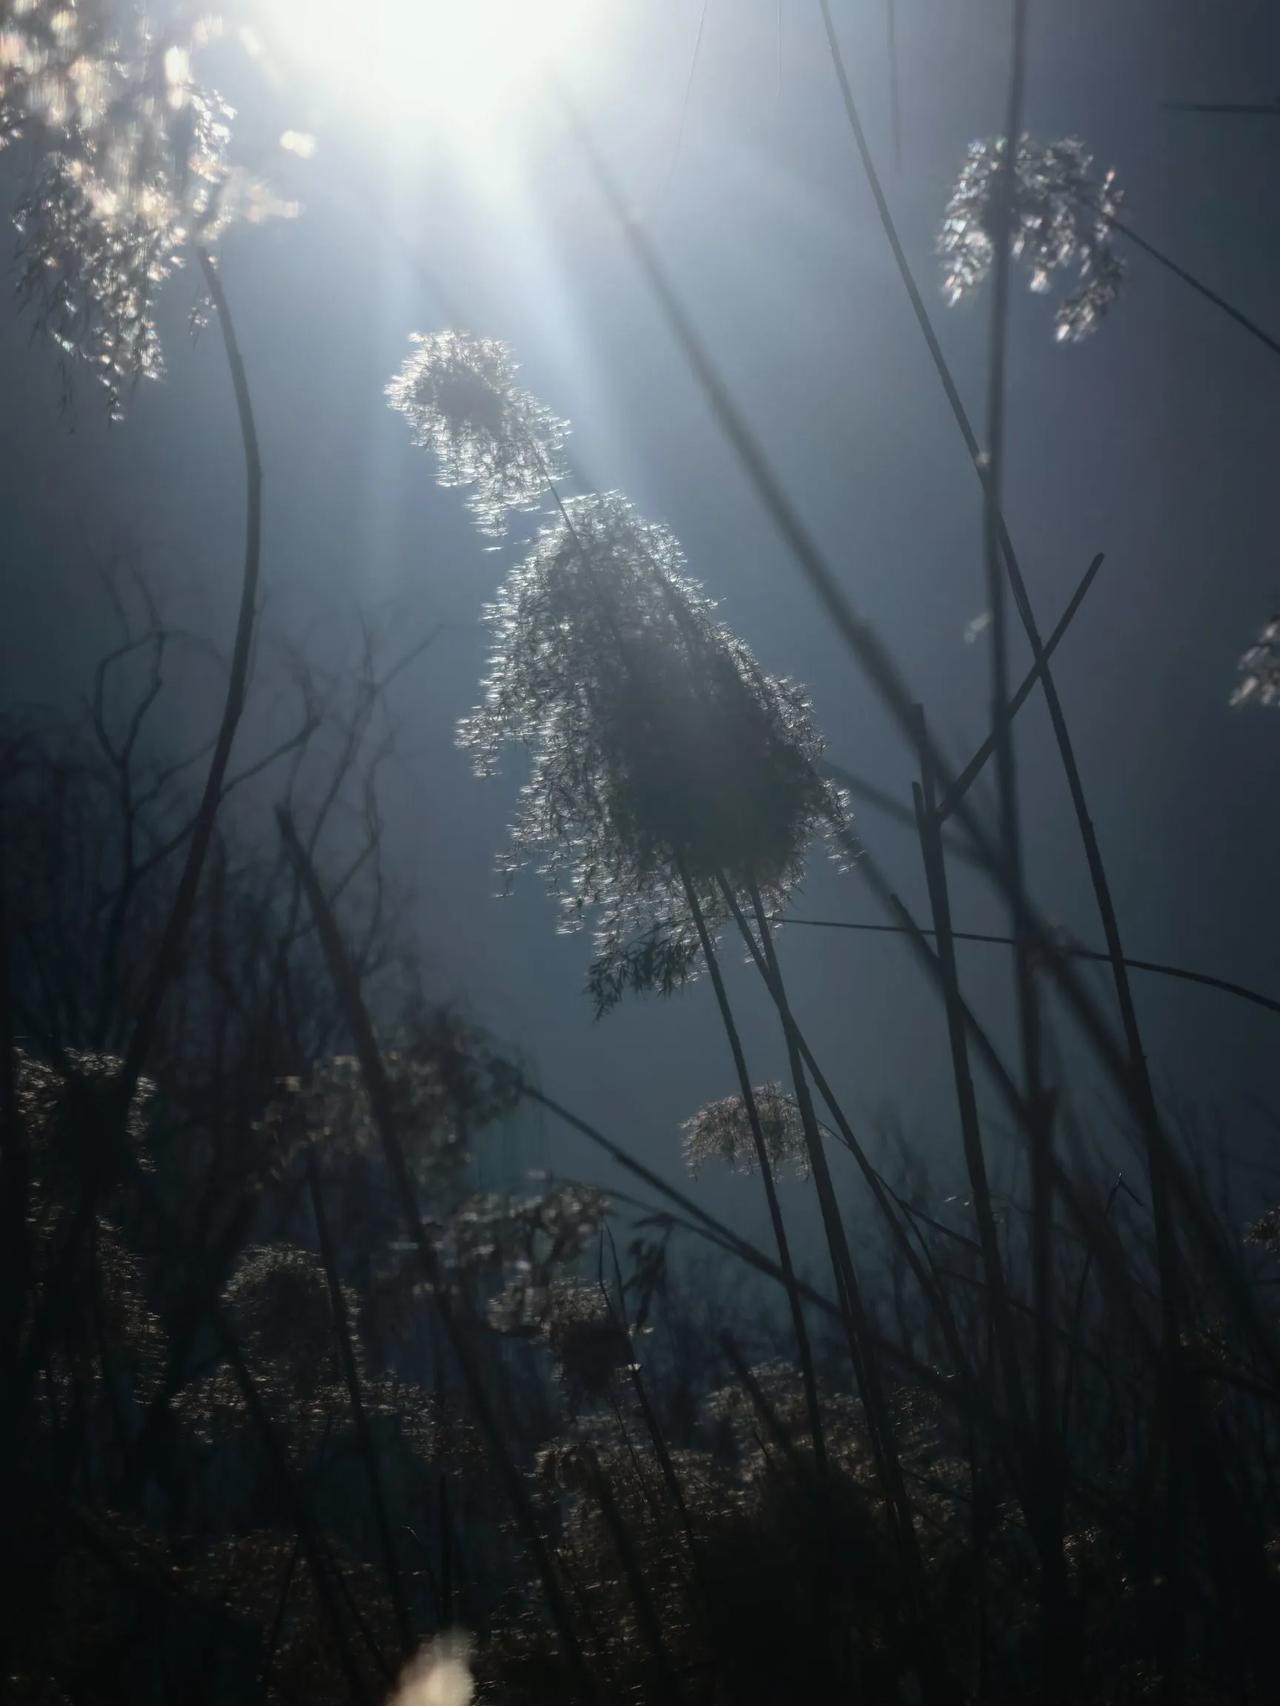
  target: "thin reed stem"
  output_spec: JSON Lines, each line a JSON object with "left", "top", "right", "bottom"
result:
{"left": 1095, "top": 200, "right": 1280, "bottom": 362}
{"left": 936, "top": 552, "right": 1105, "bottom": 820}
{"left": 674, "top": 856, "right": 827, "bottom": 1472}
{"left": 218, "top": 1315, "right": 375, "bottom": 1704}
{"left": 522, "top": 1082, "right": 992, "bottom": 1419}
{"left": 817, "top": 0, "right": 1185, "bottom": 1365}
{"left": 981, "top": 12, "right": 1068, "bottom": 1673}
{"left": 585, "top": 1461, "right": 684, "bottom": 1699}
{"left": 775, "top": 916, "right": 1280, "bottom": 1021}
{"left": 557, "top": 60, "right": 1169, "bottom": 1188}
{"left": 745, "top": 884, "right": 931, "bottom": 1611}
{"left": 119, "top": 248, "right": 262, "bottom": 1095}
{"left": 911, "top": 709, "right": 1027, "bottom": 1440}
{"left": 714, "top": 875, "right": 969, "bottom": 1377}
{"left": 306, "top": 1147, "right": 414, "bottom": 1657}
{"left": 604, "top": 1226, "right": 712, "bottom": 1605}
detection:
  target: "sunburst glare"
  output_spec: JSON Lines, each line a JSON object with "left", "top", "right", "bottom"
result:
{"left": 262, "top": 0, "right": 600, "bottom": 149}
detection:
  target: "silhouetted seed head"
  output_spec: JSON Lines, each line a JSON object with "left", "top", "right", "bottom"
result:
{"left": 682, "top": 1083, "right": 809, "bottom": 1181}
{"left": 940, "top": 134, "right": 1125, "bottom": 341}
{"left": 432, "top": 1181, "right": 609, "bottom": 1278}
{"left": 1230, "top": 614, "right": 1280, "bottom": 708}
{"left": 256, "top": 1012, "right": 521, "bottom": 1181}
{"left": 30, "top": 1211, "right": 165, "bottom": 1396}
{"left": 173, "top": 1244, "right": 371, "bottom": 1447}
{"left": 457, "top": 491, "right": 848, "bottom": 1009}
{"left": 385, "top": 330, "right": 569, "bottom": 535}
{"left": 489, "top": 1276, "right": 629, "bottom": 1398}
{"left": 15, "top": 1047, "right": 154, "bottom": 1195}
{"left": 222, "top": 1243, "right": 358, "bottom": 1398}
{"left": 706, "top": 1360, "right": 870, "bottom": 1480}
{"left": 1246, "top": 1204, "right": 1280, "bottom": 1250}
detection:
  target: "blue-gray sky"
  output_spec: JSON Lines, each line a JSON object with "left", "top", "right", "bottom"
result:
{"left": 3, "top": 0, "right": 1279, "bottom": 1251}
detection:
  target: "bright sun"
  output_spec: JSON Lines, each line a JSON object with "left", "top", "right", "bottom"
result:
{"left": 264, "top": 0, "right": 598, "bottom": 147}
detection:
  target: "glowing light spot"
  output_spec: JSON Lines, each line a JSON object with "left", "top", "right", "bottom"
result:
{"left": 279, "top": 128, "right": 317, "bottom": 156}
{"left": 391, "top": 1632, "right": 474, "bottom": 1706}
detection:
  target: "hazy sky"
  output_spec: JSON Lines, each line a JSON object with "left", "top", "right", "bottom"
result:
{"left": 3, "top": 0, "right": 1278, "bottom": 1253}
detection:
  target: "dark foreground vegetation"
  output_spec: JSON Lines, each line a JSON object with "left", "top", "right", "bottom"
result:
{"left": 6, "top": 617, "right": 1280, "bottom": 1706}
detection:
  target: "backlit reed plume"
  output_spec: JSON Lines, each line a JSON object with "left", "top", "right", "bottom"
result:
{"left": 940, "top": 133, "right": 1125, "bottom": 341}
{"left": 682, "top": 1083, "right": 809, "bottom": 1181}
{"left": 386, "top": 329, "right": 570, "bottom": 535}
{"left": 457, "top": 490, "right": 846, "bottom": 1009}
{"left": 3, "top": 5, "right": 293, "bottom": 414}
{"left": 1230, "top": 613, "right": 1280, "bottom": 708}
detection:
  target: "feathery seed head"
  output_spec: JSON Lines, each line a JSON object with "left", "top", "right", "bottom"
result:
{"left": 458, "top": 491, "right": 847, "bottom": 1009}
{"left": 256, "top": 1012, "right": 520, "bottom": 1182}
{"left": 5, "top": 5, "right": 289, "bottom": 414}
{"left": 1230, "top": 614, "right": 1280, "bottom": 708}
{"left": 682, "top": 1083, "right": 809, "bottom": 1181}
{"left": 940, "top": 134, "right": 1125, "bottom": 341}
{"left": 386, "top": 329, "right": 570, "bottom": 535}
{"left": 489, "top": 1275, "right": 629, "bottom": 1399}
{"left": 222, "top": 1243, "right": 358, "bottom": 1399}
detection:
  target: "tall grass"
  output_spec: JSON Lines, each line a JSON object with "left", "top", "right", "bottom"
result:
{"left": 3, "top": 5, "right": 1279, "bottom": 1703}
